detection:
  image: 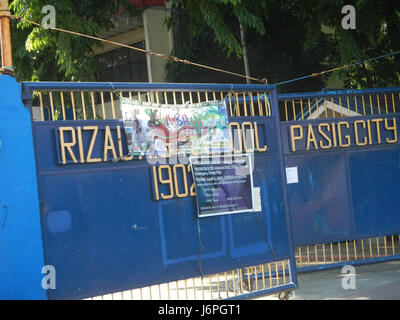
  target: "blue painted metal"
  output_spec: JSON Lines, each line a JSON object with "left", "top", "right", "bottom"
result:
{"left": 0, "top": 75, "right": 47, "bottom": 300}
{"left": 17, "top": 80, "right": 400, "bottom": 299}
{"left": 280, "top": 95, "right": 400, "bottom": 246}
{"left": 27, "top": 82, "right": 297, "bottom": 299}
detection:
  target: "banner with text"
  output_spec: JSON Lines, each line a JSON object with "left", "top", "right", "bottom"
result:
{"left": 121, "top": 97, "right": 231, "bottom": 156}
{"left": 190, "top": 154, "right": 255, "bottom": 217}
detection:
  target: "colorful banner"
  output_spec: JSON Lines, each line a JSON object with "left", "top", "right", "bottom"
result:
{"left": 121, "top": 97, "right": 231, "bottom": 156}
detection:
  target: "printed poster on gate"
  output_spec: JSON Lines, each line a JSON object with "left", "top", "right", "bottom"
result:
{"left": 120, "top": 97, "right": 231, "bottom": 156}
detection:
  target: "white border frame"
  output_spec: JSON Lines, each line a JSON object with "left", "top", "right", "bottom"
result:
{"left": 189, "top": 153, "right": 255, "bottom": 218}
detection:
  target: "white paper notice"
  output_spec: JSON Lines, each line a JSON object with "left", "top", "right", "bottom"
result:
{"left": 286, "top": 167, "right": 299, "bottom": 184}
{"left": 253, "top": 187, "right": 262, "bottom": 212}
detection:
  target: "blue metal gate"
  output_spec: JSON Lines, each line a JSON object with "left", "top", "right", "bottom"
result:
{"left": 278, "top": 87, "right": 400, "bottom": 272}
{"left": 20, "top": 82, "right": 298, "bottom": 300}
{"left": 4, "top": 77, "right": 400, "bottom": 300}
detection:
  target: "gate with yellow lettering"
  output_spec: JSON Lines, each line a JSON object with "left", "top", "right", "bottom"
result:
{"left": 279, "top": 87, "right": 400, "bottom": 272}
{"left": 22, "top": 82, "right": 298, "bottom": 300}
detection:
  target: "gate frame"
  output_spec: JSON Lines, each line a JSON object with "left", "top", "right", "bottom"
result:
{"left": 21, "top": 81, "right": 299, "bottom": 300}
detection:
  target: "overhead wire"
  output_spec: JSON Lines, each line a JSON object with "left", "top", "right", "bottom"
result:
{"left": 10, "top": 14, "right": 267, "bottom": 84}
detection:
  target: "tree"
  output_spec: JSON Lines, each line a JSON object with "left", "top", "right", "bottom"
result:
{"left": 166, "top": 0, "right": 339, "bottom": 92}
{"left": 10, "top": 0, "right": 138, "bottom": 81}
{"left": 167, "top": 0, "right": 400, "bottom": 90}
{"left": 296, "top": 0, "right": 400, "bottom": 88}
{"left": 8, "top": 0, "right": 400, "bottom": 90}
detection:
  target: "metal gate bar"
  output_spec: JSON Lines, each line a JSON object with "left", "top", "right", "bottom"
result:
{"left": 279, "top": 86, "right": 400, "bottom": 274}
{"left": 22, "top": 81, "right": 297, "bottom": 300}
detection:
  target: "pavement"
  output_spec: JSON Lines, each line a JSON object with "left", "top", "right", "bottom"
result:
{"left": 257, "top": 261, "right": 400, "bottom": 300}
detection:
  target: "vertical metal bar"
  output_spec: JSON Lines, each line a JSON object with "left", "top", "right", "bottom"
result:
{"left": 172, "top": 91, "right": 177, "bottom": 105}
{"left": 228, "top": 93, "right": 234, "bottom": 116}
{"left": 354, "top": 96, "right": 358, "bottom": 114}
{"left": 292, "top": 100, "right": 296, "bottom": 121}
{"left": 275, "top": 262, "right": 279, "bottom": 286}
{"left": 217, "top": 273, "right": 221, "bottom": 299}
{"left": 81, "top": 92, "right": 87, "bottom": 120}
{"left": 369, "top": 95, "right": 374, "bottom": 115}
{"left": 353, "top": 240, "right": 357, "bottom": 260}
{"left": 300, "top": 99, "right": 304, "bottom": 120}
{"left": 284, "top": 101, "right": 289, "bottom": 121}
{"left": 201, "top": 276, "right": 205, "bottom": 300}
{"left": 239, "top": 269, "right": 243, "bottom": 293}
{"left": 149, "top": 286, "right": 152, "bottom": 300}
{"left": 392, "top": 93, "right": 396, "bottom": 113}
{"left": 231, "top": 271, "right": 235, "bottom": 296}
{"left": 90, "top": 92, "right": 96, "bottom": 119}
{"left": 109, "top": 92, "right": 116, "bottom": 118}
{"left": 324, "top": 98, "right": 328, "bottom": 118}
{"left": 346, "top": 241, "right": 349, "bottom": 261}
{"left": 235, "top": 92, "right": 240, "bottom": 116}
{"left": 315, "top": 98, "right": 320, "bottom": 119}
{"left": 100, "top": 92, "right": 106, "bottom": 119}
{"left": 308, "top": 99, "right": 312, "bottom": 117}
{"left": 376, "top": 237, "right": 380, "bottom": 257}
{"left": 384, "top": 94, "right": 388, "bottom": 114}
{"left": 254, "top": 267, "right": 258, "bottom": 290}
{"left": 339, "top": 97, "right": 343, "bottom": 116}
{"left": 263, "top": 93, "right": 269, "bottom": 116}
{"left": 314, "top": 245, "right": 318, "bottom": 264}
{"left": 39, "top": 92, "right": 45, "bottom": 121}
{"left": 60, "top": 92, "right": 66, "bottom": 120}
{"left": 247, "top": 268, "right": 251, "bottom": 291}
{"left": 338, "top": 242, "right": 342, "bottom": 262}
{"left": 70, "top": 92, "right": 76, "bottom": 120}
{"left": 377, "top": 95, "right": 381, "bottom": 114}
{"left": 49, "top": 92, "right": 55, "bottom": 120}
{"left": 361, "top": 239, "right": 365, "bottom": 260}
{"left": 369, "top": 238, "right": 373, "bottom": 258}
{"left": 384, "top": 236, "right": 388, "bottom": 256}
{"left": 298, "top": 247, "right": 302, "bottom": 266}
{"left": 209, "top": 275, "right": 213, "bottom": 299}
{"left": 282, "top": 261, "right": 286, "bottom": 284}
{"left": 261, "top": 265, "right": 265, "bottom": 289}
{"left": 268, "top": 263, "right": 273, "bottom": 288}
{"left": 250, "top": 92, "right": 255, "bottom": 116}
{"left": 224, "top": 272, "right": 229, "bottom": 298}
{"left": 163, "top": 91, "right": 168, "bottom": 105}
{"left": 392, "top": 235, "right": 396, "bottom": 255}
{"left": 242, "top": 93, "right": 248, "bottom": 116}
{"left": 189, "top": 91, "right": 193, "bottom": 104}
{"left": 361, "top": 95, "right": 366, "bottom": 115}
